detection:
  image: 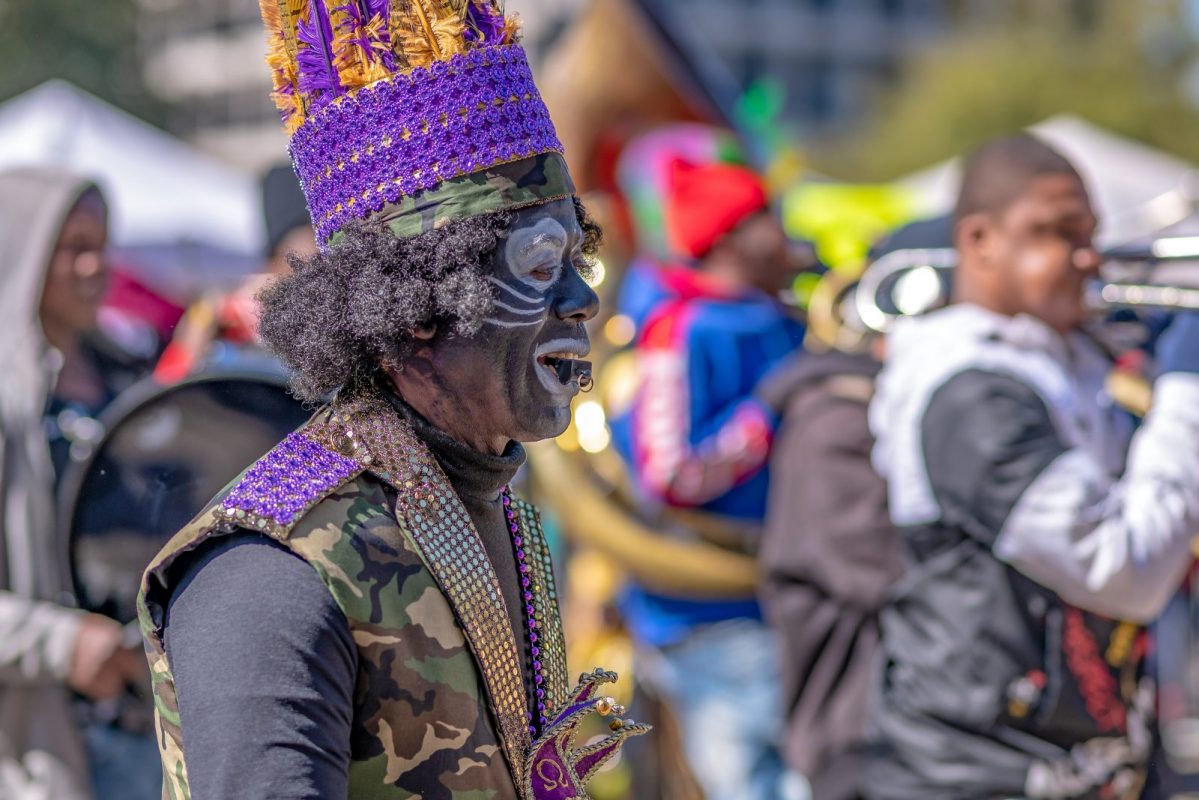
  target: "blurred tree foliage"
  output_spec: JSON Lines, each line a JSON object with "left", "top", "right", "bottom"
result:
{"left": 0, "top": 0, "right": 161, "bottom": 122}
{"left": 812, "top": 0, "right": 1199, "bottom": 181}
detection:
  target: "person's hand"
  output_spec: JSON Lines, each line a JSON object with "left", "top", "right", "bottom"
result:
{"left": 1158, "top": 311, "right": 1199, "bottom": 376}
{"left": 68, "top": 614, "right": 127, "bottom": 701}
{"left": 114, "top": 643, "right": 149, "bottom": 686}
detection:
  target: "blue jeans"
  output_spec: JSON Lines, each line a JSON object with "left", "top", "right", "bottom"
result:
{"left": 85, "top": 724, "right": 162, "bottom": 800}
{"left": 637, "top": 617, "right": 810, "bottom": 800}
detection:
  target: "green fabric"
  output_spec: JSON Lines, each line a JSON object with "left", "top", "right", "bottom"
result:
{"left": 329, "top": 153, "right": 575, "bottom": 245}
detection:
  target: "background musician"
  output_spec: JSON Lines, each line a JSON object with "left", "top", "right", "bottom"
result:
{"left": 865, "top": 133, "right": 1199, "bottom": 799}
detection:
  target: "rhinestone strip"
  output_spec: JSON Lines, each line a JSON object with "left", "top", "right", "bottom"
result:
{"left": 329, "top": 388, "right": 533, "bottom": 786}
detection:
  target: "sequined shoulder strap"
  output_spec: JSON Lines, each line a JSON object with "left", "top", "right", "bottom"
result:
{"left": 212, "top": 417, "right": 367, "bottom": 540}
{"left": 140, "top": 411, "right": 367, "bottom": 635}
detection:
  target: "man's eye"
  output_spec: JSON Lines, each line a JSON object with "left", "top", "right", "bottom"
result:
{"left": 529, "top": 266, "right": 555, "bottom": 282}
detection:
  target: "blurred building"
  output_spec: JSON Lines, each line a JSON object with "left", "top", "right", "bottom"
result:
{"left": 135, "top": 0, "right": 585, "bottom": 171}
{"left": 135, "top": 0, "right": 1121, "bottom": 169}
{"left": 647, "top": 0, "right": 947, "bottom": 132}
{"left": 136, "top": 0, "right": 279, "bottom": 170}
{"left": 647, "top": 0, "right": 1117, "bottom": 136}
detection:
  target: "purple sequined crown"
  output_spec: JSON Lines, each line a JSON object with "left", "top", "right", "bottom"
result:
{"left": 289, "top": 44, "right": 563, "bottom": 242}
{"left": 258, "top": 1, "right": 572, "bottom": 243}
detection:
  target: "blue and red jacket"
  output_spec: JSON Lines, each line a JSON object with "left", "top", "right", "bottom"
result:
{"left": 612, "top": 263, "right": 806, "bottom": 645}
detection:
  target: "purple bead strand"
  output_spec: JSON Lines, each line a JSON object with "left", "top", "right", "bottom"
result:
{"left": 502, "top": 487, "right": 548, "bottom": 736}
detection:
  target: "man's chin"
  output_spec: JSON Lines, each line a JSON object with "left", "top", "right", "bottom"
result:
{"left": 1028, "top": 298, "right": 1089, "bottom": 334}
{"left": 515, "top": 403, "right": 573, "bottom": 443}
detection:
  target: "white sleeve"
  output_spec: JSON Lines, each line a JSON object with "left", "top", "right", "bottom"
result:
{"left": 994, "top": 373, "right": 1199, "bottom": 622}
{"left": 0, "top": 591, "right": 85, "bottom": 685}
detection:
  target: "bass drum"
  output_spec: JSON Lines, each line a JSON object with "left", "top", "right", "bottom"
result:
{"left": 58, "top": 366, "right": 312, "bottom": 623}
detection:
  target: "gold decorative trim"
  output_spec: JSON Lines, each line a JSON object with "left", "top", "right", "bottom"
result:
{"left": 326, "top": 386, "right": 534, "bottom": 788}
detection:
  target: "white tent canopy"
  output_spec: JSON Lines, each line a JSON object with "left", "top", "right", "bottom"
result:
{"left": 0, "top": 80, "right": 266, "bottom": 297}
{"left": 896, "top": 115, "right": 1199, "bottom": 245}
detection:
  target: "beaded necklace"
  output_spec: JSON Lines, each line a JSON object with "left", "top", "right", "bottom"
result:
{"left": 502, "top": 486, "right": 549, "bottom": 736}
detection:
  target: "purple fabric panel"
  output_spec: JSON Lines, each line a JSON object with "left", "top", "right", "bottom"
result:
{"left": 571, "top": 742, "right": 619, "bottom": 783}
{"left": 527, "top": 739, "right": 581, "bottom": 800}
{"left": 288, "top": 44, "right": 565, "bottom": 241}
{"left": 221, "top": 432, "right": 361, "bottom": 525}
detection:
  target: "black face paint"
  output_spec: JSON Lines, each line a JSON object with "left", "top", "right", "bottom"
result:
{"left": 421, "top": 198, "right": 600, "bottom": 444}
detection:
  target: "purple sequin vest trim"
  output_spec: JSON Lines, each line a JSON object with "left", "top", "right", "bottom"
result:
{"left": 289, "top": 44, "right": 564, "bottom": 242}
{"left": 219, "top": 432, "right": 362, "bottom": 529}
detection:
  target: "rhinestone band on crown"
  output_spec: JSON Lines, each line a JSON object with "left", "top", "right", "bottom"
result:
{"left": 290, "top": 44, "right": 564, "bottom": 242}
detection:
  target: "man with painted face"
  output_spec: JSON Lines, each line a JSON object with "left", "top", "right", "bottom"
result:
{"left": 865, "top": 133, "right": 1199, "bottom": 799}
{"left": 137, "top": 4, "right": 647, "bottom": 799}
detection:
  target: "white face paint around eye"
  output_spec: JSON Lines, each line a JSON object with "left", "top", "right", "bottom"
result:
{"left": 504, "top": 217, "right": 568, "bottom": 291}
{"left": 482, "top": 216, "right": 571, "bottom": 329}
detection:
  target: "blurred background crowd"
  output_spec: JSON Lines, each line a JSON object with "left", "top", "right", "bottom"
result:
{"left": 4, "top": 0, "right": 1199, "bottom": 798}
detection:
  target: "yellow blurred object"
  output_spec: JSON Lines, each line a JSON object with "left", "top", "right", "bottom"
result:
{"left": 784, "top": 183, "right": 918, "bottom": 273}
{"left": 563, "top": 550, "right": 634, "bottom": 681}
{"left": 805, "top": 269, "right": 867, "bottom": 354}
{"left": 568, "top": 550, "right": 624, "bottom": 607}
{"left": 1106, "top": 370, "right": 1152, "bottom": 418}
{"left": 528, "top": 442, "right": 760, "bottom": 598}
{"left": 575, "top": 401, "right": 612, "bottom": 454}
{"left": 603, "top": 315, "right": 637, "bottom": 348}
{"left": 765, "top": 146, "right": 807, "bottom": 195}
{"left": 598, "top": 351, "right": 641, "bottom": 420}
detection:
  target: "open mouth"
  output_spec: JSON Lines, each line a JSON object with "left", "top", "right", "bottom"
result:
{"left": 537, "top": 353, "right": 593, "bottom": 387}
{"left": 533, "top": 340, "right": 593, "bottom": 395}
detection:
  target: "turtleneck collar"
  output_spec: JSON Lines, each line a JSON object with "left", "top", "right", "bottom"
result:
{"left": 379, "top": 376, "right": 525, "bottom": 502}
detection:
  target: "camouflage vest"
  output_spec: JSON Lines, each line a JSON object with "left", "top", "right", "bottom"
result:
{"left": 138, "top": 384, "right": 571, "bottom": 799}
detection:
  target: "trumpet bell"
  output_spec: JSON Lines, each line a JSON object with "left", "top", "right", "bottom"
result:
{"left": 854, "top": 248, "right": 957, "bottom": 333}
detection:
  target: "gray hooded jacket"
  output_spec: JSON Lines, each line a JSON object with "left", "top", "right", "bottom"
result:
{"left": 0, "top": 167, "right": 100, "bottom": 800}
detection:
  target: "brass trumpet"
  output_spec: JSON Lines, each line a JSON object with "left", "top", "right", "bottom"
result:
{"left": 815, "top": 237, "right": 1199, "bottom": 339}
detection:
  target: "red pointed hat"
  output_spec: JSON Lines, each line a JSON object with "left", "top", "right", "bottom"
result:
{"left": 665, "top": 158, "right": 768, "bottom": 259}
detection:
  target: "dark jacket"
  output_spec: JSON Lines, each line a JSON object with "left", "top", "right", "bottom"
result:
{"left": 760, "top": 350, "right": 903, "bottom": 800}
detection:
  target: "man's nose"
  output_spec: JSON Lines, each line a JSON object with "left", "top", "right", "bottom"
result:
{"left": 552, "top": 266, "right": 599, "bottom": 323}
{"left": 75, "top": 250, "right": 107, "bottom": 280}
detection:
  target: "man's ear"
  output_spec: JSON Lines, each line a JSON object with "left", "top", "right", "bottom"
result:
{"left": 411, "top": 321, "right": 437, "bottom": 341}
{"left": 954, "top": 213, "right": 995, "bottom": 270}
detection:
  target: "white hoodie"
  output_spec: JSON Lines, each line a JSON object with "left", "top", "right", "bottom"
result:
{"left": 870, "top": 303, "right": 1199, "bottom": 623}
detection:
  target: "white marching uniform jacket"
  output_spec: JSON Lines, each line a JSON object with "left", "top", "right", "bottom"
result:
{"left": 865, "top": 303, "right": 1199, "bottom": 799}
